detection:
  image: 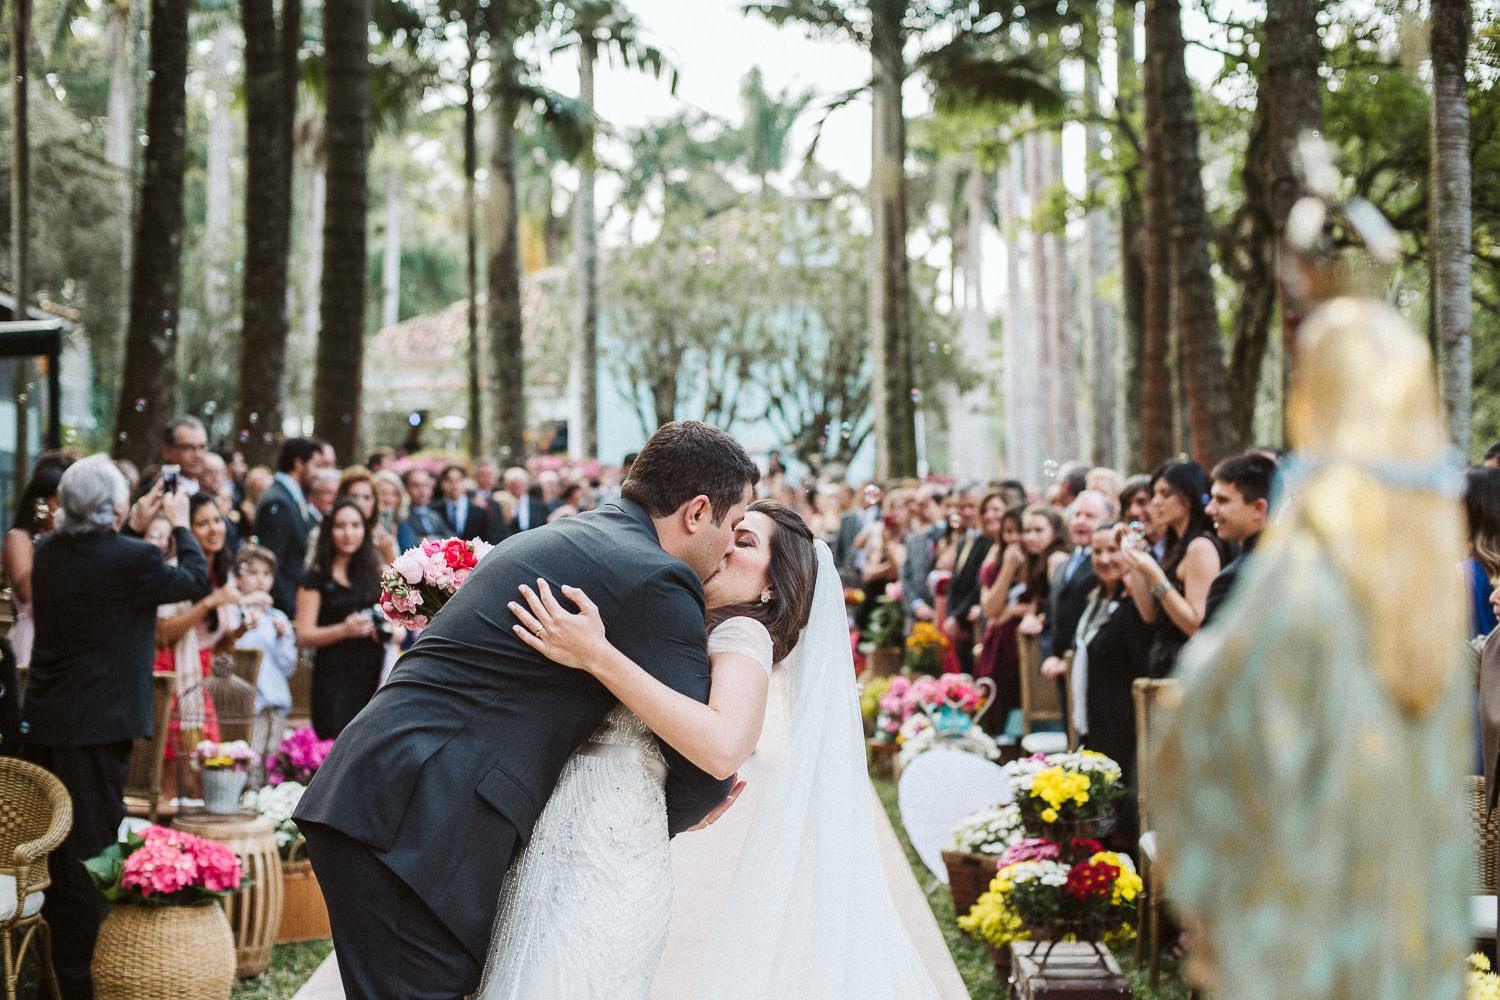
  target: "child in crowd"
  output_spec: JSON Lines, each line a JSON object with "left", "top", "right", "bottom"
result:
{"left": 233, "top": 543, "right": 299, "bottom": 759}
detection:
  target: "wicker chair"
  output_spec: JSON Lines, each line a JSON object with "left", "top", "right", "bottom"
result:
{"left": 1017, "top": 633, "right": 1066, "bottom": 737}
{"left": 0, "top": 757, "right": 72, "bottom": 1000}
{"left": 184, "top": 673, "right": 259, "bottom": 747}
{"left": 123, "top": 674, "right": 176, "bottom": 824}
{"left": 1469, "top": 774, "right": 1499, "bottom": 945}
{"left": 287, "top": 651, "right": 314, "bottom": 727}
{"left": 1133, "top": 676, "right": 1183, "bottom": 988}
{"left": 228, "top": 648, "right": 263, "bottom": 692}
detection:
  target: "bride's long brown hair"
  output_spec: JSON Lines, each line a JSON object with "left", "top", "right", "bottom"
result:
{"left": 705, "top": 500, "right": 818, "bottom": 664}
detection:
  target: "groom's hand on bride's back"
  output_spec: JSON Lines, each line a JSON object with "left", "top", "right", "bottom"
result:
{"left": 686, "top": 776, "right": 746, "bottom": 832}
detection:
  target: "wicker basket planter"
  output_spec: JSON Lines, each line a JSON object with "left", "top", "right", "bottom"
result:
{"left": 1019, "top": 811, "right": 1118, "bottom": 843}
{"left": 92, "top": 901, "right": 235, "bottom": 1000}
{"left": 867, "top": 739, "right": 898, "bottom": 780}
{"left": 867, "top": 647, "right": 903, "bottom": 677}
{"left": 989, "top": 942, "right": 1012, "bottom": 981}
{"left": 941, "top": 849, "right": 999, "bottom": 919}
{"left": 277, "top": 858, "right": 332, "bottom": 943}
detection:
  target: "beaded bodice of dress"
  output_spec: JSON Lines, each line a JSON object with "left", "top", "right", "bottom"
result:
{"left": 588, "top": 704, "right": 665, "bottom": 764}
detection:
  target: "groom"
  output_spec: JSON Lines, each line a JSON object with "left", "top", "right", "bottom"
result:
{"left": 295, "top": 421, "right": 759, "bottom": 1000}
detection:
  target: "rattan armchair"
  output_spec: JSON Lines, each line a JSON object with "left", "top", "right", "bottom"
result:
{"left": 1468, "top": 774, "right": 1499, "bottom": 947}
{"left": 0, "top": 757, "right": 72, "bottom": 1000}
{"left": 123, "top": 673, "right": 176, "bottom": 823}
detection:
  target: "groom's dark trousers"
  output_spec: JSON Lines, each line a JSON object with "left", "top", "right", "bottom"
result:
{"left": 294, "top": 498, "right": 731, "bottom": 1000}
{"left": 300, "top": 820, "right": 514, "bottom": 999}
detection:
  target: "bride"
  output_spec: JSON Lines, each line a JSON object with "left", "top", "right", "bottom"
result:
{"left": 478, "top": 500, "right": 941, "bottom": 1000}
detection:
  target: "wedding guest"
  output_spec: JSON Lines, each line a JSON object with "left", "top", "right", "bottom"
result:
{"left": 980, "top": 504, "right": 1066, "bottom": 727}
{"left": 942, "top": 487, "right": 990, "bottom": 673}
{"left": 1118, "top": 474, "right": 1152, "bottom": 531}
{"left": 337, "top": 466, "right": 399, "bottom": 564}
{"left": 308, "top": 468, "right": 341, "bottom": 525}
{"left": 240, "top": 465, "right": 273, "bottom": 537}
{"left": 436, "top": 464, "right": 499, "bottom": 542}
{"left": 501, "top": 467, "right": 544, "bottom": 535}
{"left": 1485, "top": 441, "right": 1500, "bottom": 470}
{"left": 834, "top": 481, "right": 883, "bottom": 582}
{"left": 200, "top": 452, "right": 240, "bottom": 554}
{"left": 973, "top": 501, "right": 1026, "bottom": 727}
{"left": 1466, "top": 467, "right": 1500, "bottom": 639}
{"left": 401, "top": 469, "right": 452, "bottom": 542}
{"left": 23, "top": 457, "right": 209, "bottom": 999}
{"left": 900, "top": 486, "right": 947, "bottom": 624}
{"left": 113, "top": 459, "right": 140, "bottom": 497}
{"left": 233, "top": 544, "right": 298, "bottom": 757}
{"left": 256, "top": 437, "right": 326, "bottom": 614}
{"left": 373, "top": 469, "right": 416, "bottom": 554}
{"left": 1086, "top": 467, "right": 1121, "bottom": 500}
{"left": 160, "top": 416, "right": 209, "bottom": 497}
{"left": 366, "top": 448, "right": 395, "bottom": 475}
{"left": 1203, "top": 452, "right": 1278, "bottom": 627}
{"left": 473, "top": 460, "right": 501, "bottom": 505}
{"left": 547, "top": 481, "right": 591, "bottom": 523}
{"left": 3, "top": 452, "right": 74, "bottom": 670}
{"left": 1074, "top": 522, "right": 1154, "bottom": 837}
{"left": 1120, "top": 459, "right": 1224, "bottom": 677}
{"left": 805, "top": 484, "right": 843, "bottom": 550}
{"left": 854, "top": 508, "right": 905, "bottom": 628}
{"left": 1055, "top": 462, "right": 1090, "bottom": 508}
{"left": 297, "top": 499, "right": 386, "bottom": 738}
{"left": 1039, "top": 490, "right": 1114, "bottom": 680}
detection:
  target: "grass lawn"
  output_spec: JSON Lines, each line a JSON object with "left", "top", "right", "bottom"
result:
{"left": 870, "top": 774, "right": 1194, "bottom": 1000}
{"left": 230, "top": 939, "right": 333, "bottom": 1000}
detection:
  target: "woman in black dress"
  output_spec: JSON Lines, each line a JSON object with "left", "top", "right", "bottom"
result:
{"left": 296, "top": 498, "right": 386, "bottom": 738}
{"left": 1073, "top": 522, "right": 1154, "bottom": 839}
{"left": 1120, "top": 459, "right": 1223, "bottom": 678}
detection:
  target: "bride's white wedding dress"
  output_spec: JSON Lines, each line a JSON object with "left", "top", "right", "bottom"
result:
{"left": 474, "top": 616, "right": 773, "bottom": 1000}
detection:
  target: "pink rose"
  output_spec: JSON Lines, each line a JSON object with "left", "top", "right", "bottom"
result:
{"left": 393, "top": 552, "right": 425, "bottom": 585}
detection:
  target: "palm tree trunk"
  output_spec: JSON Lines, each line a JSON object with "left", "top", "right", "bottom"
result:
{"left": 1084, "top": 55, "right": 1118, "bottom": 469}
{"left": 1046, "top": 129, "right": 1078, "bottom": 460}
{"left": 1025, "top": 128, "right": 1058, "bottom": 465}
{"left": 1431, "top": 0, "right": 1472, "bottom": 454}
{"left": 571, "top": 36, "right": 599, "bottom": 460}
{"left": 297, "top": 120, "right": 325, "bottom": 422}
{"left": 1147, "top": 0, "right": 1235, "bottom": 464}
{"left": 11, "top": 0, "right": 31, "bottom": 487}
{"left": 868, "top": 2, "right": 917, "bottom": 478}
{"left": 1115, "top": 0, "right": 1146, "bottom": 469}
{"left": 1224, "top": 98, "right": 1276, "bottom": 443}
{"left": 1263, "top": 0, "right": 1322, "bottom": 441}
{"left": 312, "top": 0, "right": 371, "bottom": 462}
{"left": 114, "top": 0, "right": 190, "bottom": 468}
{"left": 1001, "top": 140, "right": 1039, "bottom": 484}
{"left": 237, "top": 0, "right": 298, "bottom": 466}
{"left": 1138, "top": 0, "right": 1174, "bottom": 472}
{"left": 464, "top": 0, "right": 482, "bottom": 459}
{"left": 106, "top": 1, "right": 135, "bottom": 337}
{"left": 948, "top": 158, "right": 993, "bottom": 477}
{"left": 381, "top": 169, "right": 401, "bottom": 329}
{"left": 488, "top": 34, "right": 526, "bottom": 462}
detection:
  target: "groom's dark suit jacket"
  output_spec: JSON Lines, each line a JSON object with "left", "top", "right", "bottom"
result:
{"left": 294, "top": 498, "right": 732, "bottom": 961}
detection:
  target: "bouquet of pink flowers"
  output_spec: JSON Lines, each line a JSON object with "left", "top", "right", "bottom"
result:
{"left": 265, "top": 725, "right": 334, "bottom": 786}
{"left": 380, "top": 537, "right": 495, "bottom": 629}
{"left": 86, "top": 825, "right": 245, "bottom": 905}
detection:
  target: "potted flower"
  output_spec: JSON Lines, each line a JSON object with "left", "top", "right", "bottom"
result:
{"left": 86, "top": 825, "right": 244, "bottom": 999}
{"left": 1471, "top": 953, "right": 1500, "bottom": 1000}
{"left": 897, "top": 714, "right": 1001, "bottom": 772}
{"left": 943, "top": 803, "right": 1025, "bottom": 920}
{"left": 251, "top": 781, "right": 331, "bottom": 943}
{"left": 265, "top": 725, "right": 334, "bottom": 787}
{"left": 860, "top": 675, "right": 894, "bottom": 739}
{"left": 916, "top": 672, "right": 995, "bottom": 738}
{"left": 858, "top": 584, "right": 905, "bottom": 677}
{"left": 191, "top": 740, "right": 258, "bottom": 814}
{"left": 904, "top": 620, "right": 950, "bottom": 675}
{"left": 1001, "top": 749, "right": 1127, "bottom": 840}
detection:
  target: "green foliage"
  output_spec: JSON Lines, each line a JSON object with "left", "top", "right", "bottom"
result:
{"left": 229, "top": 940, "right": 334, "bottom": 1000}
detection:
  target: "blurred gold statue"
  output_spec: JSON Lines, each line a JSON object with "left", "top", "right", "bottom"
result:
{"left": 1154, "top": 296, "right": 1471, "bottom": 1000}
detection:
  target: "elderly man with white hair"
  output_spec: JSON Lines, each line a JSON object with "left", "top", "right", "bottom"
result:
{"left": 22, "top": 455, "right": 212, "bottom": 1000}
{"left": 1038, "top": 489, "right": 1117, "bottom": 682}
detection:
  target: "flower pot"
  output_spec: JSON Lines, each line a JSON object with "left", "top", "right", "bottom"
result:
{"left": 277, "top": 858, "right": 332, "bottom": 943}
{"left": 868, "top": 647, "right": 903, "bottom": 677}
{"left": 1019, "top": 810, "right": 1118, "bottom": 843}
{"left": 867, "top": 739, "right": 897, "bottom": 780}
{"left": 989, "top": 943, "right": 1012, "bottom": 982}
{"left": 92, "top": 902, "right": 236, "bottom": 1000}
{"left": 941, "top": 850, "right": 999, "bottom": 920}
{"left": 202, "top": 768, "right": 248, "bottom": 814}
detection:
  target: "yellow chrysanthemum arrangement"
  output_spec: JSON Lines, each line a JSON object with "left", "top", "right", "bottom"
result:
{"left": 1470, "top": 954, "right": 1500, "bottom": 1000}
{"left": 1031, "top": 768, "right": 1091, "bottom": 824}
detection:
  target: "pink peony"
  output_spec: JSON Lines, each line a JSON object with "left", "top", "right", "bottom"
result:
{"left": 393, "top": 552, "right": 425, "bottom": 585}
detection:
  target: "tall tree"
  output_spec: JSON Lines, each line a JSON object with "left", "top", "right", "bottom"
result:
{"left": 11, "top": 0, "right": 32, "bottom": 487}
{"left": 487, "top": 5, "right": 529, "bottom": 463}
{"left": 105, "top": 0, "right": 136, "bottom": 337}
{"left": 1138, "top": 0, "right": 1174, "bottom": 470}
{"left": 1431, "top": 0, "right": 1472, "bottom": 454}
{"left": 114, "top": 0, "right": 191, "bottom": 467}
{"left": 1146, "top": 0, "right": 1235, "bottom": 464}
{"left": 1262, "top": 0, "right": 1322, "bottom": 442}
{"left": 1083, "top": 35, "right": 1117, "bottom": 468}
{"left": 312, "top": 0, "right": 372, "bottom": 461}
{"left": 1113, "top": 0, "right": 1146, "bottom": 469}
{"left": 237, "top": 0, "right": 300, "bottom": 466}
{"left": 462, "top": 0, "right": 482, "bottom": 459}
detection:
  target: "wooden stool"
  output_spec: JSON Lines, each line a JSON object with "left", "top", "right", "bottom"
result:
{"left": 1008, "top": 941, "right": 1131, "bottom": 998}
{"left": 173, "top": 813, "right": 284, "bottom": 978}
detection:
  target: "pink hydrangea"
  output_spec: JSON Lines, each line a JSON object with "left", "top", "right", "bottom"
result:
{"left": 998, "top": 837, "right": 1062, "bottom": 867}
{"left": 191, "top": 839, "right": 244, "bottom": 892}
{"left": 121, "top": 840, "right": 199, "bottom": 897}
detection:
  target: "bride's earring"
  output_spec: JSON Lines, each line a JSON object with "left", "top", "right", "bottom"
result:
{"left": 759, "top": 589, "right": 773, "bottom": 605}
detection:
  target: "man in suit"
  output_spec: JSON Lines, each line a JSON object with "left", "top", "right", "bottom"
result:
{"left": 24, "top": 457, "right": 210, "bottom": 999}
{"left": 943, "top": 487, "right": 990, "bottom": 674}
{"left": 401, "top": 468, "right": 453, "bottom": 542}
{"left": 254, "top": 437, "right": 326, "bottom": 615}
{"left": 1039, "top": 490, "right": 1114, "bottom": 677}
{"left": 900, "top": 486, "right": 947, "bottom": 625}
{"left": 500, "top": 466, "right": 548, "bottom": 536}
{"left": 1202, "top": 451, "right": 1277, "bottom": 628}
{"left": 834, "top": 481, "right": 883, "bottom": 583}
{"left": 295, "top": 421, "right": 758, "bottom": 1000}
{"left": 433, "top": 464, "right": 498, "bottom": 543}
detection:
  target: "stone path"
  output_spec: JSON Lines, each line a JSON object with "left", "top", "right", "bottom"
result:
{"left": 293, "top": 782, "right": 968, "bottom": 1000}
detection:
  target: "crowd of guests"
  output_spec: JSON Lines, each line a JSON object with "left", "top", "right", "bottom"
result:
{"left": 1, "top": 421, "right": 1498, "bottom": 1000}
{"left": 0, "top": 419, "right": 616, "bottom": 999}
